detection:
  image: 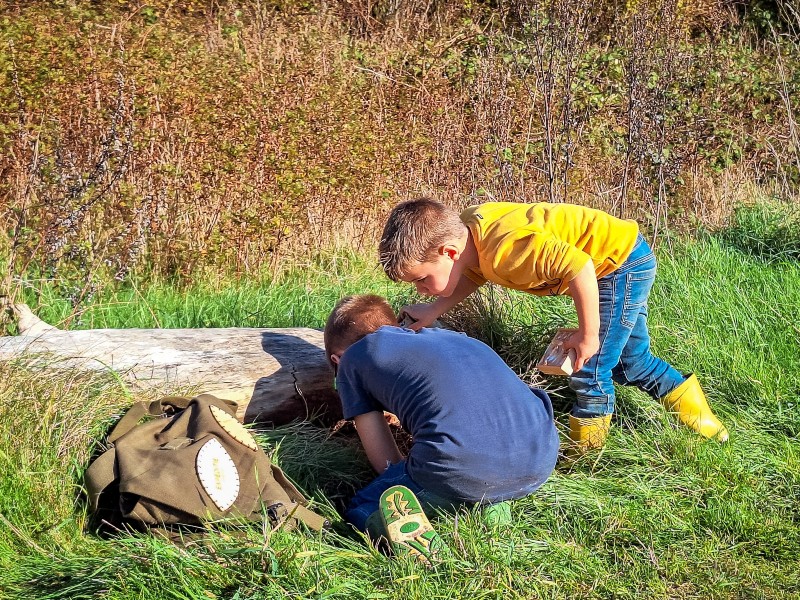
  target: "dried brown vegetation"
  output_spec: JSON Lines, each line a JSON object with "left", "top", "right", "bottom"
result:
{"left": 0, "top": 0, "right": 797, "bottom": 304}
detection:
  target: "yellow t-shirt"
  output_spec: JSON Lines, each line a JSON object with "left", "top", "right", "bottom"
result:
{"left": 460, "top": 202, "right": 640, "bottom": 296}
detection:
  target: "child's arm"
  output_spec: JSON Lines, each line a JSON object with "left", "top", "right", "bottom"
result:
{"left": 353, "top": 411, "right": 404, "bottom": 473}
{"left": 401, "top": 275, "right": 481, "bottom": 331}
{"left": 564, "top": 261, "right": 601, "bottom": 371}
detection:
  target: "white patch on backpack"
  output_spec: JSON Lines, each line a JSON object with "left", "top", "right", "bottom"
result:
{"left": 209, "top": 405, "right": 258, "bottom": 451}
{"left": 196, "top": 437, "right": 240, "bottom": 511}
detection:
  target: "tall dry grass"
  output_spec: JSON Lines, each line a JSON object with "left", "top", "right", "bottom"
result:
{"left": 0, "top": 0, "right": 797, "bottom": 316}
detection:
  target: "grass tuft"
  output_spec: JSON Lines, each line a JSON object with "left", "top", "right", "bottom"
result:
{"left": 716, "top": 200, "right": 800, "bottom": 262}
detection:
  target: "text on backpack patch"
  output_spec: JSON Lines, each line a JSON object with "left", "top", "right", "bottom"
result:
{"left": 196, "top": 437, "right": 241, "bottom": 511}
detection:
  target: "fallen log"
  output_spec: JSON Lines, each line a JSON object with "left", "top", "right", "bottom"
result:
{"left": 0, "top": 302, "right": 341, "bottom": 425}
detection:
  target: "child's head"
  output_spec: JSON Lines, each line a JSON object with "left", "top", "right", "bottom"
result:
{"left": 379, "top": 198, "right": 467, "bottom": 283}
{"left": 324, "top": 294, "right": 396, "bottom": 367}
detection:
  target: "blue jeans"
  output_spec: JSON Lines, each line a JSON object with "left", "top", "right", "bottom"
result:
{"left": 569, "top": 235, "right": 685, "bottom": 418}
{"left": 345, "top": 461, "right": 456, "bottom": 532}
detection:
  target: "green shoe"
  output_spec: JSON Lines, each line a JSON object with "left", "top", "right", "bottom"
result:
{"left": 379, "top": 485, "right": 448, "bottom": 565}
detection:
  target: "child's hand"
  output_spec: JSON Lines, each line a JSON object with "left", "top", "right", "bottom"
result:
{"left": 398, "top": 303, "right": 441, "bottom": 331}
{"left": 564, "top": 330, "right": 600, "bottom": 372}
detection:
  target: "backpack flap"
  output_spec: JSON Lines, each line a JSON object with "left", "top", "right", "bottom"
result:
{"left": 113, "top": 397, "right": 260, "bottom": 525}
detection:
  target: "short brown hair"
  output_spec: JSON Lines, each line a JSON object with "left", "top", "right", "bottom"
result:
{"left": 324, "top": 294, "right": 396, "bottom": 367}
{"left": 378, "top": 198, "right": 466, "bottom": 281}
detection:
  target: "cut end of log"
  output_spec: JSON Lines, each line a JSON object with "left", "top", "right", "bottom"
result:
{"left": 2, "top": 301, "right": 58, "bottom": 336}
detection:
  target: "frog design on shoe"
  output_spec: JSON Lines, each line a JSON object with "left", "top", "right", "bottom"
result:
{"left": 379, "top": 485, "right": 448, "bottom": 565}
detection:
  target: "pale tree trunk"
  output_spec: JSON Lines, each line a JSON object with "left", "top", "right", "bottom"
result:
{"left": 0, "top": 302, "right": 341, "bottom": 425}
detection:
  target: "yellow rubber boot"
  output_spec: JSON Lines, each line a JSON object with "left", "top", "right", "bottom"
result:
{"left": 567, "top": 414, "right": 612, "bottom": 456}
{"left": 659, "top": 374, "right": 728, "bottom": 442}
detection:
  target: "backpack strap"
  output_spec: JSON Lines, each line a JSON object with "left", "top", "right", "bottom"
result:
{"left": 107, "top": 397, "right": 193, "bottom": 443}
{"left": 287, "top": 502, "right": 331, "bottom": 532}
{"left": 268, "top": 464, "right": 330, "bottom": 531}
{"left": 266, "top": 499, "right": 330, "bottom": 531}
{"left": 84, "top": 446, "right": 118, "bottom": 511}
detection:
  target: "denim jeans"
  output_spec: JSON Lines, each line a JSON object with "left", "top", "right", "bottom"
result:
{"left": 345, "top": 461, "right": 457, "bottom": 532}
{"left": 569, "top": 235, "right": 685, "bottom": 418}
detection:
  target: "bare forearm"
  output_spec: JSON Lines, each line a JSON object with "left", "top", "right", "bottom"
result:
{"left": 354, "top": 412, "right": 404, "bottom": 473}
{"left": 431, "top": 275, "right": 481, "bottom": 316}
{"left": 403, "top": 275, "right": 481, "bottom": 330}
{"left": 566, "top": 261, "right": 601, "bottom": 370}
{"left": 570, "top": 262, "right": 600, "bottom": 336}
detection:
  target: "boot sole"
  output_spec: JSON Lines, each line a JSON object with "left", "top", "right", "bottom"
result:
{"left": 379, "top": 485, "right": 447, "bottom": 564}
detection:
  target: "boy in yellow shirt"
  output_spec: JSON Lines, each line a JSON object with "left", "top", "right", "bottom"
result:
{"left": 379, "top": 198, "right": 728, "bottom": 451}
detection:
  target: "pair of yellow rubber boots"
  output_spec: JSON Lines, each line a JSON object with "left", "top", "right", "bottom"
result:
{"left": 569, "top": 374, "right": 729, "bottom": 452}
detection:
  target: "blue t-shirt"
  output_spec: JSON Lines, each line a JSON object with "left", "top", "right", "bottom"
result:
{"left": 336, "top": 326, "right": 559, "bottom": 504}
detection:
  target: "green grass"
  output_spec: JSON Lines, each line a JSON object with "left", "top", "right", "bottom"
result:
{"left": 11, "top": 251, "right": 416, "bottom": 332}
{"left": 1, "top": 206, "right": 800, "bottom": 598}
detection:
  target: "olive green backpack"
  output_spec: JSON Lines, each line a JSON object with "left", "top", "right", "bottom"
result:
{"left": 84, "top": 394, "right": 329, "bottom": 533}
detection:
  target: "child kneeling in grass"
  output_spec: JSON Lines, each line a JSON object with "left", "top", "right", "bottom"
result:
{"left": 324, "top": 294, "right": 559, "bottom": 551}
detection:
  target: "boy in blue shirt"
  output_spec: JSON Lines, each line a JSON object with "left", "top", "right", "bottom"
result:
{"left": 324, "top": 294, "right": 559, "bottom": 548}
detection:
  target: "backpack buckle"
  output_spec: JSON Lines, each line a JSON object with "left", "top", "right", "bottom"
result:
{"left": 267, "top": 502, "right": 288, "bottom": 523}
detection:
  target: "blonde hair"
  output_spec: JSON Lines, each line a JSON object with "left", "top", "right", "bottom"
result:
{"left": 378, "top": 198, "right": 466, "bottom": 281}
{"left": 323, "top": 294, "right": 396, "bottom": 367}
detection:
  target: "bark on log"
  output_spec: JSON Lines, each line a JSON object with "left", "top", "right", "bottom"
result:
{"left": 0, "top": 302, "right": 341, "bottom": 425}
